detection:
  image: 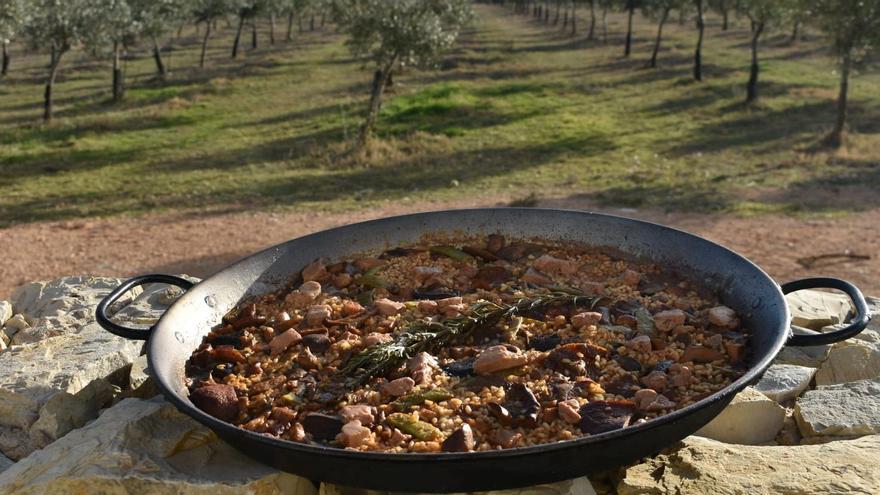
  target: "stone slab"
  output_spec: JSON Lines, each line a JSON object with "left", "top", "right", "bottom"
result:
{"left": 0, "top": 397, "right": 317, "bottom": 494}
{"left": 695, "top": 387, "right": 785, "bottom": 445}
{"left": 754, "top": 364, "right": 816, "bottom": 402}
{"left": 795, "top": 379, "right": 880, "bottom": 438}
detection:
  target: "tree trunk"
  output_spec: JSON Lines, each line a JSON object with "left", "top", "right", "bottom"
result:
{"left": 286, "top": 12, "right": 295, "bottom": 41}
{"left": 679, "top": 9, "right": 685, "bottom": 25}
{"left": 321, "top": 14, "right": 325, "bottom": 28}
{"left": 358, "top": 62, "right": 393, "bottom": 150}
{"left": 1, "top": 41, "right": 9, "bottom": 76}
{"left": 251, "top": 22, "right": 258, "bottom": 49}
{"left": 310, "top": 16, "right": 315, "bottom": 31}
{"left": 152, "top": 36, "right": 166, "bottom": 78}
{"left": 602, "top": 4, "right": 608, "bottom": 45}
{"left": 545, "top": 1, "right": 550, "bottom": 23}
{"left": 177, "top": 23, "right": 184, "bottom": 38}
{"left": 112, "top": 41, "right": 124, "bottom": 102}
{"left": 722, "top": 10, "right": 729, "bottom": 30}
{"left": 571, "top": 4, "right": 576, "bottom": 35}
{"left": 693, "top": 0, "right": 704, "bottom": 81}
{"left": 270, "top": 14, "right": 276, "bottom": 44}
{"left": 554, "top": 0, "right": 561, "bottom": 25}
{"left": 746, "top": 22, "right": 763, "bottom": 104}
{"left": 650, "top": 9, "right": 669, "bottom": 69}
{"left": 200, "top": 21, "right": 212, "bottom": 68}
{"left": 563, "top": 11, "right": 568, "bottom": 29}
{"left": 232, "top": 15, "right": 245, "bottom": 58}
{"left": 790, "top": 21, "right": 800, "bottom": 44}
{"left": 588, "top": 1, "right": 596, "bottom": 40}
{"left": 624, "top": 6, "right": 634, "bottom": 57}
{"left": 828, "top": 50, "right": 852, "bottom": 148}
{"left": 44, "top": 48, "right": 64, "bottom": 123}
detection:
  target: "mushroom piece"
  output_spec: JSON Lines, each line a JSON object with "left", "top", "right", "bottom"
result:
{"left": 545, "top": 342, "right": 608, "bottom": 379}
{"left": 302, "top": 413, "right": 344, "bottom": 441}
{"left": 578, "top": 400, "right": 636, "bottom": 435}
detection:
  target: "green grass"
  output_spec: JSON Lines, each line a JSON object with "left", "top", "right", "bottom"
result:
{"left": 0, "top": 6, "right": 878, "bottom": 227}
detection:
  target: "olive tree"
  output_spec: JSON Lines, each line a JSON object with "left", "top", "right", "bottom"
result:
{"left": 333, "top": 0, "right": 473, "bottom": 150}
{"left": 692, "top": 0, "right": 704, "bottom": 81}
{"left": 805, "top": 0, "right": 880, "bottom": 147}
{"left": 192, "top": 0, "right": 238, "bottom": 67}
{"left": 232, "top": 1, "right": 261, "bottom": 57}
{"left": 24, "top": 0, "right": 105, "bottom": 122}
{"left": 739, "top": 0, "right": 784, "bottom": 104}
{"left": 622, "top": 0, "right": 639, "bottom": 57}
{"left": 707, "top": 0, "right": 733, "bottom": 30}
{"left": 130, "top": 0, "right": 187, "bottom": 78}
{"left": 0, "top": 0, "right": 25, "bottom": 76}
{"left": 83, "top": 0, "right": 140, "bottom": 102}
{"left": 643, "top": 0, "right": 684, "bottom": 68}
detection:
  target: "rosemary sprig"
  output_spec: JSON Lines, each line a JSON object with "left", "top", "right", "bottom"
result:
{"left": 340, "top": 290, "right": 596, "bottom": 386}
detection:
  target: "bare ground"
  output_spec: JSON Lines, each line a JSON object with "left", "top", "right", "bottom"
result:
{"left": 1, "top": 196, "right": 878, "bottom": 300}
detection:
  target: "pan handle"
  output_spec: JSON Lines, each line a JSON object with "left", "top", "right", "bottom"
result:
{"left": 782, "top": 277, "right": 872, "bottom": 347}
{"left": 95, "top": 274, "right": 195, "bottom": 340}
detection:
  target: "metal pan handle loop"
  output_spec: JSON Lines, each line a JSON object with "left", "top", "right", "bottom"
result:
{"left": 95, "top": 274, "right": 195, "bottom": 340}
{"left": 782, "top": 277, "right": 871, "bottom": 347}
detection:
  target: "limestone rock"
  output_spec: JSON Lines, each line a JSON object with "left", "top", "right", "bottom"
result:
{"left": 1, "top": 314, "right": 29, "bottom": 341}
{"left": 0, "top": 277, "right": 149, "bottom": 460}
{"left": 126, "top": 354, "right": 159, "bottom": 399}
{"left": 695, "top": 387, "right": 784, "bottom": 445}
{"left": 0, "top": 454, "right": 12, "bottom": 475}
{"left": 754, "top": 364, "right": 816, "bottom": 402}
{"left": 320, "top": 475, "right": 598, "bottom": 495}
{"left": 0, "top": 397, "right": 317, "bottom": 495}
{"left": 785, "top": 289, "right": 853, "bottom": 331}
{"left": 0, "top": 301, "right": 11, "bottom": 327}
{"left": 795, "top": 379, "right": 880, "bottom": 438}
{"left": 616, "top": 435, "right": 880, "bottom": 495}
{"left": 815, "top": 338, "right": 880, "bottom": 386}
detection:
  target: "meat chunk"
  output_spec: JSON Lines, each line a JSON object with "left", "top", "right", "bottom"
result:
{"left": 578, "top": 400, "right": 636, "bottom": 435}
{"left": 302, "top": 260, "right": 329, "bottom": 283}
{"left": 625, "top": 334, "right": 652, "bottom": 354}
{"left": 708, "top": 306, "right": 739, "bottom": 329}
{"left": 557, "top": 399, "right": 582, "bottom": 424}
{"left": 363, "top": 332, "right": 393, "bottom": 347}
{"left": 680, "top": 345, "right": 725, "bottom": 363}
{"left": 190, "top": 384, "right": 238, "bottom": 422}
{"left": 571, "top": 311, "right": 603, "bottom": 329}
{"left": 270, "top": 406, "right": 298, "bottom": 423}
{"left": 340, "top": 404, "right": 375, "bottom": 426}
{"left": 381, "top": 377, "right": 415, "bottom": 397}
{"left": 521, "top": 267, "right": 553, "bottom": 287}
{"left": 442, "top": 424, "right": 474, "bottom": 452}
{"left": 472, "top": 266, "right": 512, "bottom": 290}
{"left": 406, "top": 352, "right": 439, "bottom": 385}
{"left": 375, "top": 298, "right": 405, "bottom": 316}
{"left": 286, "top": 281, "right": 323, "bottom": 309}
{"left": 653, "top": 309, "right": 687, "bottom": 332}
{"left": 337, "top": 420, "right": 374, "bottom": 448}
{"left": 634, "top": 389, "right": 675, "bottom": 411}
{"left": 641, "top": 370, "right": 668, "bottom": 392}
{"left": 305, "top": 305, "right": 331, "bottom": 327}
{"left": 668, "top": 363, "right": 692, "bottom": 387}
{"left": 533, "top": 254, "right": 579, "bottom": 276}
{"left": 486, "top": 234, "right": 506, "bottom": 253}
{"left": 341, "top": 300, "right": 364, "bottom": 316}
{"left": 473, "top": 345, "right": 529, "bottom": 375}
{"left": 620, "top": 269, "right": 641, "bottom": 286}
{"left": 269, "top": 329, "right": 302, "bottom": 356}
{"left": 491, "top": 429, "right": 522, "bottom": 448}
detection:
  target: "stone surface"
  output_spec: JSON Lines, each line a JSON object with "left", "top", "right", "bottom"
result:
{"left": 795, "top": 379, "right": 880, "bottom": 438}
{"left": 0, "top": 454, "right": 12, "bottom": 475}
{"left": 616, "top": 434, "right": 880, "bottom": 495}
{"left": 0, "top": 276, "right": 195, "bottom": 460}
{"left": 0, "top": 397, "right": 317, "bottom": 495}
{"left": 0, "top": 301, "right": 11, "bottom": 327}
{"left": 754, "top": 364, "right": 816, "bottom": 402}
{"left": 320, "top": 476, "right": 598, "bottom": 495}
{"left": 785, "top": 289, "right": 853, "bottom": 331}
{"left": 814, "top": 337, "right": 880, "bottom": 386}
{"left": 695, "top": 387, "right": 785, "bottom": 445}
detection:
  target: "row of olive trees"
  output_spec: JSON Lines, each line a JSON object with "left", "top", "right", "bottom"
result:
{"left": 504, "top": 0, "right": 880, "bottom": 147}
{"left": 0, "top": 0, "right": 333, "bottom": 122}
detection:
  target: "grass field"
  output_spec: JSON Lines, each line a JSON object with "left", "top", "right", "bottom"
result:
{"left": 1, "top": 4, "right": 878, "bottom": 227}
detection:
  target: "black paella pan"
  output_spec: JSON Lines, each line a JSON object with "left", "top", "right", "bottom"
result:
{"left": 95, "top": 208, "right": 871, "bottom": 492}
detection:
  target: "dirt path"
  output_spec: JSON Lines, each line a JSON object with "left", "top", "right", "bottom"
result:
{"left": 1, "top": 197, "right": 878, "bottom": 299}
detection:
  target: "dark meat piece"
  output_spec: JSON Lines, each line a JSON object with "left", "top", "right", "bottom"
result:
{"left": 545, "top": 343, "right": 608, "bottom": 379}
{"left": 302, "top": 333, "right": 331, "bottom": 354}
{"left": 442, "top": 424, "right": 475, "bottom": 452}
{"left": 213, "top": 345, "right": 246, "bottom": 364}
{"left": 614, "top": 355, "right": 642, "bottom": 373}
{"left": 528, "top": 334, "right": 562, "bottom": 352}
{"left": 210, "top": 363, "right": 235, "bottom": 381}
{"left": 302, "top": 413, "right": 344, "bottom": 441}
{"left": 225, "top": 303, "right": 267, "bottom": 331}
{"left": 578, "top": 400, "right": 636, "bottom": 435}
{"left": 471, "top": 266, "right": 513, "bottom": 290}
{"left": 652, "top": 360, "right": 675, "bottom": 373}
{"left": 207, "top": 334, "right": 242, "bottom": 348}
{"left": 489, "top": 383, "right": 540, "bottom": 427}
{"left": 462, "top": 246, "right": 500, "bottom": 262}
{"left": 497, "top": 242, "right": 545, "bottom": 261}
{"left": 603, "top": 374, "right": 640, "bottom": 398}
{"left": 190, "top": 384, "right": 239, "bottom": 422}
{"left": 442, "top": 357, "right": 476, "bottom": 377}
{"left": 412, "top": 287, "right": 460, "bottom": 300}
{"left": 487, "top": 234, "right": 506, "bottom": 253}
{"left": 380, "top": 247, "right": 424, "bottom": 259}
